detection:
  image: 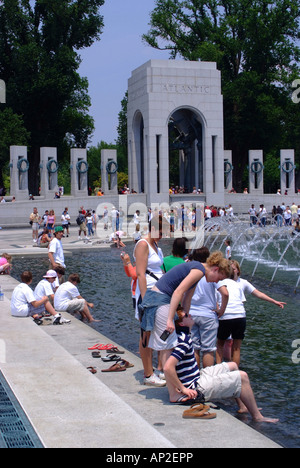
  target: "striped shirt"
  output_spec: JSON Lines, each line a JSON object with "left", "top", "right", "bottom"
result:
{"left": 171, "top": 331, "right": 200, "bottom": 389}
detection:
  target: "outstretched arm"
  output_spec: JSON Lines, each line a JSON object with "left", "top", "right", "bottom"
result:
{"left": 252, "top": 289, "right": 286, "bottom": 309}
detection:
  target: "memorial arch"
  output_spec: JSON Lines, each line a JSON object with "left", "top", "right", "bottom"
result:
{"left": 127, "top": 60, "right": 225, "bottom": 206}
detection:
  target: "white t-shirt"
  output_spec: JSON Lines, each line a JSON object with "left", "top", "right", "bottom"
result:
{"left": 54, "top": 282, "right": 80, "bottom": 311}
{"left": 34, "top": 279, "right": 54, "bottom": 300}
{"left": 48, "top": 238, "right": 65, "bottom": 268}
{"left": 218, "top": 277, "right": 255, "bottom": 320}
{"left": 11, "top": 283, "right": 36, "bottom": 317}
{"left": 225, "top": 246, "right": 232, "bottom": 259}
{"left": 190, "top": 277, "right": 224, "bottom": 318}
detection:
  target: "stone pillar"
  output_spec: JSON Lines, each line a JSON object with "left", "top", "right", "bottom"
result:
{"left": 224, "top": 150, "right": 233, "bottom": 192}
{"left": 280, "top": 149, "right": 295, "bottom": 195}
{"left": 0, "top": 79, "right": 6, "bottom": 103}
{"left": 101, "top": 149, "right": 118, "bottom": 195}
{"left": 70, "top": 148, "right": 88, "bottom": 197}
{"left": 249, "top": 150, "right": 264, "bottom": 195}
{"left": 9, "top": 146, "right": 29, "bottom": 200}
{"left": 40, "top": 147, "right": 59, "bottom": 198}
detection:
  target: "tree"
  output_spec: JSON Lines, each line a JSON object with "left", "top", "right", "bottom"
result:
{"left": 0, "top": 0, "right": 104, "bottom": 194}
{"left": 0, "top": 107, "right": 30, "bottom": 190}
{"left": 143, "top": 0, "right": 300, "bottom": 191}
{"left": 116, "top": 91, "right": 128, "bottom": 174}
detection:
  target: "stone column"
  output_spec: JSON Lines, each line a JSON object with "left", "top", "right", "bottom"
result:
{"left": 280, "top": 149, "right": 295, "bottom": 195}
{"left": 249, "top": 150, "right": 264, "bottom": 195}
{"left": 224, "top": 150, "right": 233, "bottom": 192}
{"left": 40, "top": 147, "right": 59, "bottom": 198}
{"left": 101, "top": 149, "right": 118, "bottom": 195}
{"left": 9, "top": 146, "right": 29, "bottom": 200}
{"left": 70, "top": 148, "right": 88, "bottom": 197}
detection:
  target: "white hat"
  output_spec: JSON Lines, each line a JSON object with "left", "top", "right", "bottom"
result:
{"left": 43, "top": 270, "right": 57, "bottom": 279}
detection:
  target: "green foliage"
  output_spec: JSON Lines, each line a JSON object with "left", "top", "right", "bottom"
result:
{"left": 0, "top": 0, "right": 104, "bottom": 194}
{"left": 116, "top": 91, "right": 128, "bottom": 174}
{"left": 0, "top": 107, "right": 30, "bottom": 188}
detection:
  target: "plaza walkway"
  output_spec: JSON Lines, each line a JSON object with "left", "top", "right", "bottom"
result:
{"left": 0, "top": 227, "right": 281, "bottom": 448}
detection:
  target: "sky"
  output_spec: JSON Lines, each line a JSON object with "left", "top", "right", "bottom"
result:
{"left": 78, "top": 0, "right": 170, "bottom": 147}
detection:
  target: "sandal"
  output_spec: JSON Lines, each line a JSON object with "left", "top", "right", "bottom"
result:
{"left": 87, "top": 367, "right": 97, "bottom": 374}
{"left": 182, "top": 409, "right": 217, "bottom": 420}
{"left": 102, "top": 354, "right": 122, "bottom": 362}
{"left": 92, "top": 351, "right": 101, "bottom": 358}
{"left": 88, "top": 343, "right": 115, "bottom": 350}
{"left": 106, "top": 347, "right": 125, "bottom": 354}
{"left": 181, "top": 403, "right": 210, "bottom": 416}
{"left": 101, "top": 363, "right": 127, "bottom": 373}
{"left": 119, "top": 360, "right": 134, "bottom": 369}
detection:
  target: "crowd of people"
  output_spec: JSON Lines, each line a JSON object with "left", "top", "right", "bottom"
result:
{"left": 10, "top": 266, "right": 98, "bottom": 325}
{"left": 249, "top": 202, "right": 300, "bottom": 227}
{"left": 2, "top": 200, "right": 289, "bottom": 424}
{"left": 120, "top": 215, "right": 284, "bottom": 423}
{"left": 28, "top": 205, "right": 99, "bottom": 246}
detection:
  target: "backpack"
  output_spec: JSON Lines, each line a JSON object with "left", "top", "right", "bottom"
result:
{"left": 76, "top": 215, "right": 82, "bottom": 226}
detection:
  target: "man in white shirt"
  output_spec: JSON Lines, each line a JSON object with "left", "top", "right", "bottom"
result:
{"left": 34, "top": 270, "right": 57, "bottom": 304}
{"left": 54, "top": 274, "right": 97, "bottom": 323}
{"left": 48, "top": 226, "right": 66, "bottom": 268}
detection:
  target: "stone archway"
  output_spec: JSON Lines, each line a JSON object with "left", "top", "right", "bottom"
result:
{"left": 128, "top": 60, "right": 225, "bottom": 206}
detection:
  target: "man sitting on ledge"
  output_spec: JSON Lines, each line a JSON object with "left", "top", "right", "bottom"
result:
{"left": 163, "top": 308, "right": 279, "bottom": 424}
{"left": 54, "top": 273, "right": 98, "bottom": 323}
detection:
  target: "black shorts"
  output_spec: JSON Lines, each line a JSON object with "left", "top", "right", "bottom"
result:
{"left": 217, "top": 318, "right": 246, "bottom": 341}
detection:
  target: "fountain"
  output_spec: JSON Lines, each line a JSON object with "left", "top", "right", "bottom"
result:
{"left": 191, "top": 216, "right": 300, "bottom": 293}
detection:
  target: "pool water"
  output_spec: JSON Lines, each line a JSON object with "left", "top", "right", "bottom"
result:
{"left": 11, "top": 240, "right": 300, "bottom": 448}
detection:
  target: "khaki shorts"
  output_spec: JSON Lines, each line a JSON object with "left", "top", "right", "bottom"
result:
{"left": 197, "top": 363, "right": 242, "bottom": 401}
{"left": 66, "top": 299, "right": 85, "bottom": 314}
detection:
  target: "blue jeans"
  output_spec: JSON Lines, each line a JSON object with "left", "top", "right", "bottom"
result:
{"left": 87, "top": 223, "right": 94, "bottom": 236}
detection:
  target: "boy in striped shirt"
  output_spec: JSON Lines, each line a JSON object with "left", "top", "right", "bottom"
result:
{"left": 164, "top": 309, "right": 279, "bottom": 423}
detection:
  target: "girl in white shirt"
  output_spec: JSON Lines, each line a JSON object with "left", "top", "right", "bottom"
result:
{"left": 216, "top": 260, "right": 286, "bottom": 366}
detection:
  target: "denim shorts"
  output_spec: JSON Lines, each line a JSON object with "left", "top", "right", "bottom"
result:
{"left": 138, "top": 290, "right": 171, "bottom": 332}
{"left": 191, "top": 314, "right": 219, "bottom": 353}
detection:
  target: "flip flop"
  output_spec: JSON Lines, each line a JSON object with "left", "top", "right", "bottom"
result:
{"left": 87, "top": 367, "right": 97, "bottom": 374}
{"left": 88, "top": 343, "right": 114, "bottom": 350}
{"left": 181, "top": 403, "right": 210, "bottom": 417}
{"left": 106, "top": 347, "right": 125, "bottom": 354}
{"left": 101, "top": 363, "right": 127, "bottom": 373}
{"left": 88, "top": 343, "right": 101, "bottom": 350}
{"left": 118, "top": 360, "right": 134, "bottom": 369}
{"left": 172, "top": 392, "right": 205, "bottom": 406}
{"left": 101, "top": 354, "right": 122, "bottom": 362}
{"left": 92, "top": 351, "right": 101, "bottom": 358}
{"left": 182, "top": 410, "right": 217, "bottom": 420}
